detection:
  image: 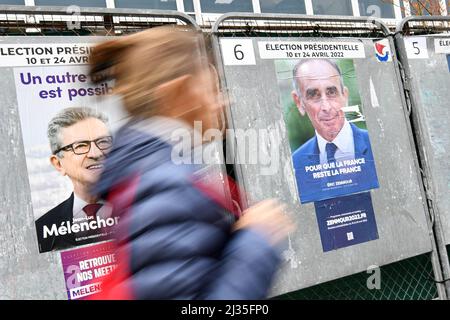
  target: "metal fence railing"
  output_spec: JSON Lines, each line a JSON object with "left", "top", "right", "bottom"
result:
{"left": 0, "top": 5, "right": 199, "bottom": 36}
{"left": 397, "top": 15, "right": 450, "bottom": 36}
{"left": 211, "top": 12, "right": 391, "bottom": 38}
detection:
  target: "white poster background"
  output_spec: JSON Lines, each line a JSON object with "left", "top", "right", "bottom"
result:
{"left": 434, "top": 38, "right": 450, "bottom": 54}
{"left": 0, "top": 43, "right": 92, "bottom": 67}
{"left": 258, "top": 41, "right": 366, "bottom": 59}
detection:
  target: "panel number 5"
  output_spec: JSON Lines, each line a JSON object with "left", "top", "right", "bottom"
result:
{"left": 404, "top": 37, "right": 428, "bottom": 59}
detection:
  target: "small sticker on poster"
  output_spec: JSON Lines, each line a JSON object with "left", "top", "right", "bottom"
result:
{"left": 60, "top": 241, "right": 117, "bottom": 300}
{"left": 314, "top": 192, "right": 379, "bottom": 252}
{"left": 374, "top": 39, "right": 392, "bottom": 62}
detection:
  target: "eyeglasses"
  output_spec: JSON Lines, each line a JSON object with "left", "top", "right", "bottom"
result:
{"left": 54, "top": 136, "right": 113, "bottom": 155}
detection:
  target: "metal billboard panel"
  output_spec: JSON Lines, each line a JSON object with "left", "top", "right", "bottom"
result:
{"left": 398, "top": 34, "right": 450, "bottom": 244}
{"left": 394, "top": 15, "right": 450, "bottom": 298}
{"left": 214, "top": 32, "right": 432, "bottom": 295}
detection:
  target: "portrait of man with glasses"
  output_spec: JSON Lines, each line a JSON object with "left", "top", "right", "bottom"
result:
{"left": 35, "top": 107, "right": 115, "bottom": 253}
{"left": 289, "top": 58, "right": 379, "bottom": 203}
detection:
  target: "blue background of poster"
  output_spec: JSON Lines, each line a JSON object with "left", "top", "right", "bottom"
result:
{"left": 293, "top": 148, "right": 379, "bottom": 204}
{"left": 447, "top": 54, "right": 450, "bottom": 72}
{"left": 314, "top": 192, "right": 379, "bottom": 252}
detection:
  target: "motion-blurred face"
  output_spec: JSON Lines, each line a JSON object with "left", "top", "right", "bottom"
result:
{"left": 51, "top": 118, "right": 111, "bottom": 191}
{"left": 292, "top": 60, "right": 348, "bottom": 142}
{"left": 183, "top": 67, "right": 224, "bottom": 134}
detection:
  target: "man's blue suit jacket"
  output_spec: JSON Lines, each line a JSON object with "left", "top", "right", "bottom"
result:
{"left": 292, "top": 123, "right": 379, "bottom": 203}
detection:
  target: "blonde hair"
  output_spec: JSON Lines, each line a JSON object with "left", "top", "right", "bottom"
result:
{"left": 89, "top": 26, "right": 205, "bottom": 118}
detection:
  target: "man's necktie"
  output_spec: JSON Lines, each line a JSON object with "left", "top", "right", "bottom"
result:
{"left": 83, "top": 203, "right": 102, "bottom": 219}
{"left": 326, "top": 142, "right": 338, "bottom": 163}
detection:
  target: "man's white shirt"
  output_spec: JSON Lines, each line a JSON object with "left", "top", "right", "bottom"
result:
{"left": 316, "top": 120, "right": 355, "bottom": 165}
{"left": 72, "top": 194, "right": 113, "bottom": 222}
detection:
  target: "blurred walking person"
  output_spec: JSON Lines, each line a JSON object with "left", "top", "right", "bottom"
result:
{"left": 88, "top": 26, "right": 294, "bottom": 300}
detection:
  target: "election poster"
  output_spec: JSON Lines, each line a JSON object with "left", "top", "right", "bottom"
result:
{"left": 60, "top": 241, "right": 117, "bottom": 300}
{"left": 2, "top": 39, "right": 127, "bottom": 253}
{"left": 272, "top": 53, "right": 379, "bottom": 203}
{"left": 314, "top": 192, "right": 379, "bottom": 252}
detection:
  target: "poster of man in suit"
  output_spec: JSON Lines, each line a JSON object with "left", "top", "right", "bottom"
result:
{"left": 276, "top": 58, "right": 379, "bottom": 203}
{"left": 34, "top": 107, "right": 116, "bottom": 253}
{"left": 10, "top": 42, "right": 126, "bottom": 253}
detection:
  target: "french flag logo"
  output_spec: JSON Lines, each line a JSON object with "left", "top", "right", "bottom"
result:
{"left": 374, "top": 40, "right": 391, "bottom": 62}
